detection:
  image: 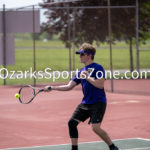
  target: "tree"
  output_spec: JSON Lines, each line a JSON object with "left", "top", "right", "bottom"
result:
{"left": 40, "top": 0, "right": 150, "bottom": 70}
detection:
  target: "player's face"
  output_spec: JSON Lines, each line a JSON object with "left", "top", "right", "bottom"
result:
{"left": 80, "top": 53, "right": 91, "bottom": 63}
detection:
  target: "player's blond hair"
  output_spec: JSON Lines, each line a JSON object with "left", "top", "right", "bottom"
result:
{"left": 80, "top": 43, "right": 96, "bottom": 60}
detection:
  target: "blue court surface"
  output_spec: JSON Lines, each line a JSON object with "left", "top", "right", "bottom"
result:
{"left": 1, "top": 138, "right": 150, "bottom": 150}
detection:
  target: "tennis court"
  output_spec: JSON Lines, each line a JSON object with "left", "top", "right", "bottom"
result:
{"left": 0, "top": 80, "right": 150, "bottom": 150}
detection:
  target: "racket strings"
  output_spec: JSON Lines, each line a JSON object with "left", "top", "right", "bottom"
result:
{"left": 20, "top": 87, "right": 35, "bottom": 103}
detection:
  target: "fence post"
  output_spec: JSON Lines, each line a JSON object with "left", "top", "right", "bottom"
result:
{"left": 67, "top": 8, "right": 72, "bottom": 77}
{"left": 107, "top": 0, "right": 114, "bottom": 92}
{"left": 32, "top": 5, "right": 36, "bottom": 86}
{"left": 136, "top": 0, "right": 139, "bottom": 72}
{"left": 2, "top": 4, "right": 6, "bottom": 85}
{"left": 72, "top": 8, "right": 76, "bottom": 71}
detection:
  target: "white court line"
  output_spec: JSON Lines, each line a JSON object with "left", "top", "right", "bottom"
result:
{"left": 108, "top": 100, "right": 141, "bottom": 105}
{"left": 137, "top": 138, "right": 150, "bottom": 141}
{"left": 122, "top": 147, "right": 150, "bottom": 150}
{"left": 126, "top": 100, "right": 140, "bottom": 103}
{"left": 1, "top": 137, "right": 150, "bottom": 150}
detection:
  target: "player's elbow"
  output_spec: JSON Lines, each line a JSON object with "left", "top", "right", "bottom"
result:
{"left": 67, "top": 85, "right": 75, "bottom": 91}
{"left": 64, "top": 84, "right": 73, "bottom": 91}
{"left": 66, "top": 81, "right": 76, "bottom": 91}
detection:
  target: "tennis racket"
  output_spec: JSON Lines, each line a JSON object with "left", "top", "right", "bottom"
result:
{"left": 18, "top": 85, "right": 51, "bottom": 104}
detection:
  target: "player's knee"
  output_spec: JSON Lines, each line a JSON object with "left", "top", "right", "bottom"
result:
{"left": 68, "top": 119, "right": 79, "bottom": 138}
{"left": 68, "top": 118, "right": 79, "bottom": 128}
{"left": 91, "top": 124, "right": 100, "bottom": 133}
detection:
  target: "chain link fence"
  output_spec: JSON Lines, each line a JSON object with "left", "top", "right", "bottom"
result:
{"left": 0, "top": 1, "right": 150, "bottom": 95}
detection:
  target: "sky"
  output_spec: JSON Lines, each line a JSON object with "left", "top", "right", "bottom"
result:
{"left": 0, "top": 0, "right": 43, "bottom": 9}
{"left": 0, "top": 0, "right": 47, "bottom": 23}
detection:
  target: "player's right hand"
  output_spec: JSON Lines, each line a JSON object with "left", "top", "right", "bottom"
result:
{"left": 44, "top": 86, "right": 52, "bottom": 92}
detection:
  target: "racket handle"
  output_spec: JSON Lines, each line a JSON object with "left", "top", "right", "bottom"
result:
{"left": 40, "top": 89, "right": 44, "bottom": 92}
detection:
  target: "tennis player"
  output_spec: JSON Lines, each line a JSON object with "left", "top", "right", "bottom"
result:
{"left": 44, "top": 43, "right": 119, "bottom": 150}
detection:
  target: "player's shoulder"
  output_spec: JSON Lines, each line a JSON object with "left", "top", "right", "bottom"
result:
{"left": 80, "top": 67, "right": 85, "bottom": 71}
{"left": 77, "top": 67, "right": 85, "bottom": 73}
{"left": 93, "top": 62, "right": 104, "bottom": 69}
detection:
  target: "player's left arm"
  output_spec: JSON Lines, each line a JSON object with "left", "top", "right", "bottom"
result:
{"left": 86, "top": 77, "right": 105, "bottom": 89}
{"left": 81, "top": 71, "right": 105, "bottom": 89}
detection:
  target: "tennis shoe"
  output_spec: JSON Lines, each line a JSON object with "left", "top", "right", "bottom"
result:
{"left": 110, "top": 146, "right": 119, "bottom": 150}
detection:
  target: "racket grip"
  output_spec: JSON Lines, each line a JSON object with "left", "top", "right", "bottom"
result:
{"left": 40, "top": 89, "right": 45, "bottom": 92}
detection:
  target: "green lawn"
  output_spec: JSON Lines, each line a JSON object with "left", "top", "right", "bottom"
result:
{"left": 15, "top": 39, "right": 65, "bottom": 48}
{"left": 0, "top": 39, "right": 150, "bottom": 85}
{"left": 5, "top": 47, "right": 150, "bottom": 71}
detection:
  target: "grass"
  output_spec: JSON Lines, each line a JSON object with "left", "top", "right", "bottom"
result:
{"left": 1, "top": 77, "right": 70, "bottom": 85}
{"left": 1, "top": 48, "right": 137, "bottom": 71}
{"left": 15, "top": 39, "right": 65, "bottom": 48}
{"left": 0, "top": 39, "right": 150, "bottom": 85}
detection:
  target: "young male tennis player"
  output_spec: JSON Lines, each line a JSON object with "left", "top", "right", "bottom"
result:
{"left": 44, "top": 43, "right": 119, "bottom": 150}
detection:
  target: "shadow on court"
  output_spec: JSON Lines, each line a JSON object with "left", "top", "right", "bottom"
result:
{"left": 2, "top": 138, "right": 150, "bottom": 150}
